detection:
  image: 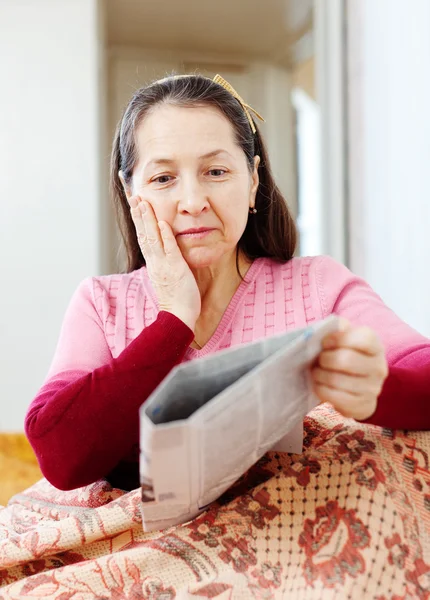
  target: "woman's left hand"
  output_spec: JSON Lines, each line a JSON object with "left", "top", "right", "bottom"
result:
{"left": 311, "top": 320, "right": 389, "bottom": 421}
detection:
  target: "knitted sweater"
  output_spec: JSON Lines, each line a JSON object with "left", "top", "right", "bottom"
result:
{"left": 25, "top": 256, "right": 430, "bottom": 491}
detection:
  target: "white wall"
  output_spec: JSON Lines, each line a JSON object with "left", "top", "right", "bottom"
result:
{"left": 0, "top": 0, "right": 106, "bottom": 429}
{"left": 347, "top": 0, "right": 430, "bottom": 336}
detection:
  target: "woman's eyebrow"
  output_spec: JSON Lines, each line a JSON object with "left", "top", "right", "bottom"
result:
{"left": 144, "top": 157, "right": 175, "bottom": 169}
{"left": 199, "top": 149, "right": 232, "bottom": 160}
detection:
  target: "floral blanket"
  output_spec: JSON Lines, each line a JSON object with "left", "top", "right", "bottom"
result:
{"left": 0, "top": 405, "right": 429, "bottom": 599}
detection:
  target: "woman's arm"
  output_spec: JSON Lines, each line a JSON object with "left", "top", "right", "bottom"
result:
{"left": 364, "top": 346, "right": 430, "bottom": 429}
{"left": 25, "top": 279, "right": 194, "bottom": 490}
{"left": 315, "top": 256, "right": 430, "bottom": 429}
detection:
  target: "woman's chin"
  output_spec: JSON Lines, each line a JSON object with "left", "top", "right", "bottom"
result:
{"left": 181, "top": 246, "right": 225, "bottom": 270}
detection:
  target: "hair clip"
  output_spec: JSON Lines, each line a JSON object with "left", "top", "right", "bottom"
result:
{"left": 213, "top": 74, "right": 265, "bottom": 134}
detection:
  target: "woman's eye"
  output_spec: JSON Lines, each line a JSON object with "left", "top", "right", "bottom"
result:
{"left": 209, "top": 169, "right": 226, "bottom": 177}
{"left": 153, "top": 175, "right": 172, "bottom": 184}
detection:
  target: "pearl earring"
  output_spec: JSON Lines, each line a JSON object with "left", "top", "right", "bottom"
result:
{"left": 249, "top": 207, "right": 257, "bottom": 214}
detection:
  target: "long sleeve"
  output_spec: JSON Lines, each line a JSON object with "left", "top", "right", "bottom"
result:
{"left": 25, "top": 279, "right": 194, "bottom": 490}
{"left": 315, "top": 256, "right": 430, "bottom": 429}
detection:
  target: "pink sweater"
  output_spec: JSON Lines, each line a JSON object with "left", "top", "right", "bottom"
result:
{"left": 25, "top": 256, "right": 430, "bottom": 491}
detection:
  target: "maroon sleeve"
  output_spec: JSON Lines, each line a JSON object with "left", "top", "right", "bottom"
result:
{"left": 25, "top": 311, "right": 194, "bottom": 490}
{"left": 362, "top": 346, "right": 430, "bottom": 430}
{"left": 315, "top": 256, "right": 430, "bottom": 430}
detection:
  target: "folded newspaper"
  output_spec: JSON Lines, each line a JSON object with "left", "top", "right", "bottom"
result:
{"left": 139, "top": 316, "right": 340, "bottom": 531}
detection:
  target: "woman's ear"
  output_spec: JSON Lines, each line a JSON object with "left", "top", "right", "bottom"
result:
{"left": 118, "top": 170, "right": 132, "bottom": 201}
{"left": 249, "top": 155, "right": 260, "bottom": 209}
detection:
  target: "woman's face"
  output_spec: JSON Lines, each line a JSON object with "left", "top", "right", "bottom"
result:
{"left": 127, "top": 104, "right": 259, "bottom": 270}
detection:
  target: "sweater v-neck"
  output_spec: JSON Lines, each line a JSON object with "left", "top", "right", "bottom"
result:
{"left": 141, "top": 257, "right": 266, "bottom": 359}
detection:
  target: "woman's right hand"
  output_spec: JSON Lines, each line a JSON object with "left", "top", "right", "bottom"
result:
{"left": 129, "top": 196, "right": 201, "bottom": 332}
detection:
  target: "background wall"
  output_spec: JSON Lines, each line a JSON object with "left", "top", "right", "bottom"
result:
{"left": 347, "top": 0, "right": 430, "bottom": 336}
{"left": 0, "top": 0, "right": 106, "bottom": 429}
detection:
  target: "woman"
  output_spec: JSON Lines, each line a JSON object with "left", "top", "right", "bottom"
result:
{"left": 25, "top": 74, "right": 430, "bottom": 494}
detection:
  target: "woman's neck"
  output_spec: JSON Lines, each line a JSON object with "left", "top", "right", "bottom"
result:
{"left": 190, "top": 250, "right": 252, "bottom": 348}
{"left": 192, "top": 250, "right": 251, "bottom": 310}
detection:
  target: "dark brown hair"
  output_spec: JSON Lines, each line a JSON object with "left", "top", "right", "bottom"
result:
{"left": 110, "top": 74, "right": 297, "bottom": 272}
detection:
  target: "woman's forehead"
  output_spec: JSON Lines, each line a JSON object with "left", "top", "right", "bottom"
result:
{"left": 136, "top": 104, "right": 238, "bottom": 157}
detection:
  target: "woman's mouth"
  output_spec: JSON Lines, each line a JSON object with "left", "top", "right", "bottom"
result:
{"left": 177, "top": 228, "right": 215, "bottom": 239}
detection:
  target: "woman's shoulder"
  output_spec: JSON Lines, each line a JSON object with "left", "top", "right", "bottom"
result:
{"left": 265, "top": 255, "right": 356, "bottom": 318}
{"left": 91, "top": 267, "right": 145, "bottom": 295}
{"left": 264, "top": 254, "right": 343, "bottom": 276}
{"left": 266, "top": 254, "right": 350, "bottom": 277}
{"left": 77, "top": 267, "right": 149, "bottom": 316}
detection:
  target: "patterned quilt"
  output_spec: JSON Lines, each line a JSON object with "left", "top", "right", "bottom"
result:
{"left": 0, "top": 405, "right": 428, "bottom": 599}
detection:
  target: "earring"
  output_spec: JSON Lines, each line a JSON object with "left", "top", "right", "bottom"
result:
{"left": 249, "top": 207, "right": 257, "bottom": 214}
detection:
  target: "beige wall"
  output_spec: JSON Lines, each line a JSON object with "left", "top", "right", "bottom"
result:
{"left": 292, "top": 58, "right": 315, "bottom": 100}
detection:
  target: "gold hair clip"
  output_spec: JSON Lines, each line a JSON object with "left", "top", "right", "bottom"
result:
{"left": 213, "top": 74, "right": 265, "bottom": 134}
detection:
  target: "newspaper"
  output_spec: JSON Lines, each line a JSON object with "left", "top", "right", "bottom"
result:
{"left": 139, "top": 316, "right": 340, "bottom": 532}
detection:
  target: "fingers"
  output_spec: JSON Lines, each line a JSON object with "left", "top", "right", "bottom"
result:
{"left": 322, "top": 326, "right": 384, "bottom": 356}
{"left": 312, "top": 380, "right": 357, "bottom": 406}
{"left": 314, "top": 324, "right": 387, "bottom": 421}
{"left": 129, "top": 197, "right": 164, "bottom": 260}
{"left": 140, "top": 200, "right": 164, "bottom": 259}
{"left": 128, "top": 195, "right": 138, "bottom": 209}
{"left": 312, "top": 366, "right": 374, "bottom": 395}
{"left": 318, "top": 346, "right": 388, "bottom": 382}
{"left": 312, "top": 383, "right": 373, "bottom": 420}
{"left": 318, "top": 348, "right": 373, "bottom": 376}
{"left": 158, "top": 221, "right": 182, "bottom": 260}
{"left": 129, "top": 197, "right": 146, "bottom": 239}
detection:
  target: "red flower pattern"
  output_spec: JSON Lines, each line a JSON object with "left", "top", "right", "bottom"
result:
{"left": 299, "top": 500, "right": 370, "bottom": 587}
{"left": 22, "top": 559, "right": 46, "bottom": 578}
{"left": 233, "top": 489, "right": 280, "bottom": 529}
{"left": 219, "top": 537, "right": 257, "bottom": 573}
{"left": 251, "top": 561, "right": 283, "bottom": 589}
{"left": 187, "top": 510, "right": 227, "bottom": 548}
{"left": 304, "top": 419, "right": 345, "bottom": 449}
{"left": 303, "top": 420, "right": 320, "bottom": 448}
{"left": 335, "top": 430, "right": 376, "bottom": 462}
{"left": 19, "top": 573, "right": 60, "bottom": 597}
{"left": 385, "top": 533, "right": 410, "bottom": 569}
{"left": 353, "top": 459, "right": 386, "bottom": 490}
{"left": 406, "top": 558, "right": 430, "bottom": 599}
{"left": 284, "top": 456, "right": 321, "bottom": 487}
{"left": 189, "top": 583, "right": 232, "bottom": 598}
{"left": 141, "top": 578, "right": 176, "bottom": 600}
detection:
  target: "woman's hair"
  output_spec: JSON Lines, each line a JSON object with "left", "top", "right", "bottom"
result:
{"left": 110, "top": 74, "right": 297, "bottom": 272}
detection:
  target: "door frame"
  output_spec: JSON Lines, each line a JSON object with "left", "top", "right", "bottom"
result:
{"left": 314, "top": 0, "right": 349, "bottom": 265}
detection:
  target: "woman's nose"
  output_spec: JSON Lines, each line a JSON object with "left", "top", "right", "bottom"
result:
{"left": 178, "top": 179, "right": 210, "bottom": 215}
